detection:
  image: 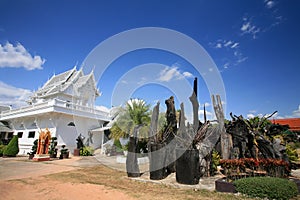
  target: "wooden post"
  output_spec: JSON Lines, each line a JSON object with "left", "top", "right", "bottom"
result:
{"left": 212, "top": 95, "right": 232, "bottom": 159}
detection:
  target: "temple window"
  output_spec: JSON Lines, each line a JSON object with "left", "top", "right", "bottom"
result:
{"left": 28, "top": 131, "right": 35, "bottom": 138}
{"left": 17, "top": 132, "right": 23, "bottom": 138}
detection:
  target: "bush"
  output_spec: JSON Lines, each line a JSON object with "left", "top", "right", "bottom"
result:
{"left": 0, "top": 144, "right": 7, "bottom": 156}
{"left": 286, "top": 144, "right": 298, "bottom": 162}
{"left": 114, "top": 139, "right": 123, "bottom": 153}
{"left": 48, "top": 137, "right": 58, "bottom": 155}
{"left": 80, "top": 146, "right": 94, "bottom": 156}
{"left": 3, "top": 135, "right": 19, "bottom": 157}
{"left": 234, "top": 177, "right": 298, "bottom": 200}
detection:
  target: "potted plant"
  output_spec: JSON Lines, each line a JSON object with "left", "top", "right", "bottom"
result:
{"left": 28, "top": 139, "right": 38, "bottom": 159}
{"left": 59, "top": 145, "right": 69, "bottom": 159}
{"left": 48, "top": 137, "right": 58, "bottom": 158}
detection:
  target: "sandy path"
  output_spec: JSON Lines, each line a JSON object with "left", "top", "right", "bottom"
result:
{"left": 0, "top": 157, "right": 136, "bottom": 200}
{"left": 0, "top": 178, "right": 135, "bottom": 200}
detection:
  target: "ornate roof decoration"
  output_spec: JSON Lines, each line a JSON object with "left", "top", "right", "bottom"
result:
{"left": 29, "top": 66, "right": 99, "bottom": 103}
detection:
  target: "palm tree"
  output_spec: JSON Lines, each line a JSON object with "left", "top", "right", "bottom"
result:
{"left": 110, "top": 98, "right": 151, "bottom": 140}
{"left": 110, "top": 99, "right": 151, "bottom": 177}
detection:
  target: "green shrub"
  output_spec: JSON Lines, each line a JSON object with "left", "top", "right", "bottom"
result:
{"left": 286, "top": 144, "right": 298, "bottom": 162}
{"left": 234, "top": 177, "right": 298, "bottom": 200}
{"left": 80, "top": 146, "right": 94, "bottom": 156}
{"left": 3, "top": 135, "right": 19, "bottom": 157}
{"left": 114, "top": 139, "right": 123, "bottom": 152}
{"left": 0, "top": 144, "right": 7, "bottom": 156}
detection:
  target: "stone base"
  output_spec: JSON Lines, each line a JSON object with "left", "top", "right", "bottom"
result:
{"left": 215, "top": 178, "right": 237, "bottom": 193}
{"left": 33, "top": 154, "right": 50, "bottom": 161}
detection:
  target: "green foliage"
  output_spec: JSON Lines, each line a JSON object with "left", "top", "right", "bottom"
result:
{"left": 246, "top": 116, "right": 272, "bottom": 136}
{"left": 110, "top": 99, "right": 151, "bottom": 140}
{"left": 110, "top": 123, "right": 128, "bottom": 140}
{"left": 122, "top": 143, "right": 129, "bottom": 151}
{"left": 80, "top": 146, "right": 94, "bottom": 156}
{"left": 28, "top": 139, "right": 38, "bottom": 155}
{"left": 48, "top": 137, "right": 58, "bottom": 155}
{"left": 113, "top": 139, "right": 123, "bottom": 152}
{"left": 3, "top": 135, "right": 19, "bottom": 157}
{"left": 211, "top": 149, "right": 220, "bottom": 173}
{"left": 234, "top": 177, "right": 298, "bottom": 200}
{"left": 126, "top": 99, "right": 150, "bottom": 125}
{"left": 294, "top": 141, "right": 300, "bottom": 148}
{"left": 286, "top": 144, "right": 298, "bottom": 162}
{"left": 0, "top": 144, "right": 7, "bottom": 156}
{"left": 60, "top": 145, "right": 69, "bottom": 154}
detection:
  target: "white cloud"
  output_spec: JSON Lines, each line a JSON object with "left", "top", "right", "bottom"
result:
{"left": 231, "top": 43, "right": 239, "bottom": 49}
{"left": 183, "top": 71, "right": 193, "bottom": 78}
{"left": 290, "top": 105, "right": 300, "bottom": 118}
{"left": 199, "top": 109, "right": 213, "bottom": 117}
{"left": 212, "top": 40, "right": 239, "bottom": 50}
{"left": 223, "top": 63, "right": 229, "bottom": 69}
{"left": 249, "top": 110, "right": 257, "bottom": 114}
{"left": 204, "top": 102, "right": 211, "bottom": 107}
{"left": 265, "top": 0, "right": 275, "bottom": 9}
{"left": 247, "top": 113, "right": 256, "bottom": 119}
{"left": 0, "top": 42, "right": 45, "bottom": 70}
{"left": 0, "top": 81, "right": 33, "bottom": 108}
{"left": 216, "top": 43, "right": 222, "bottom": 48}
{"left": 210, "top": 39, "right": 246, "bottom": 69}
{"left": 236, "top": 57, "right": 248, "bottom": 64}
{"left": 224, "top": 41, "right": 233, "bottom": 47}
{"left": 157, "top": 66, "right": 193, "bottom": 82}
{"left": 240, "top": 19, "right": 260, "bottom": 39}
{"left": 95, "top": 105, "right": 110, "bottom": 113}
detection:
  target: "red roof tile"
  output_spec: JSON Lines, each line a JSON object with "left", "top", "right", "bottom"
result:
{"left": 271, "top": 118, "right": 300, "bottom": 131}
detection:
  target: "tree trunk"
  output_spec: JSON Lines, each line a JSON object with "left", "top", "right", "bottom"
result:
{"left": 212, "top": 95, "right": 232, "bottom": 159}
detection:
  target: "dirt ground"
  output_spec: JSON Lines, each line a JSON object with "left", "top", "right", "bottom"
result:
{"left": 1, "top": 178, "right": 134, "bottom": 200}
{"left": 1, "top": 156, "right": 299, "bottom": 200}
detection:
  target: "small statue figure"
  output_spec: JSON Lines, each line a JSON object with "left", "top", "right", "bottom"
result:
{"left": 76, "top": 134, "right": 85, "bottom": 149}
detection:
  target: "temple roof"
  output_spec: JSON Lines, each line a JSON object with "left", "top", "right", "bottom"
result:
{"left": 30, "top": 66, "right": 98, "bottom": 100}
{"left": 0, "top": 121, "right": 12, "bottom": 132}
{"left": 271, "top": 118, "right": 300, "bottom": 132}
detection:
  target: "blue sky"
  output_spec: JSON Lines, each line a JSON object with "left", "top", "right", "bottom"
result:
{"left": 0, "top": 0, "right": 299, "bottom": 120}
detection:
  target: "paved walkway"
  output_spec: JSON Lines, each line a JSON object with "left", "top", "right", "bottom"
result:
{"left": 0, "top": 156, "right": 101, "bottom": 181}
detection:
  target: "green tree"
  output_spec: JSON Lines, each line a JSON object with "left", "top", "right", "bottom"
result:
{"left": 3, "top": 135, "right": 19, "bottom": 157}
{"left": 110, "top": 99, "right": 151, "bottom": 140}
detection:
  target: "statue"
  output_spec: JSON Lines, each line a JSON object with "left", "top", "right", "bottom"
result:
{"left": 76, "top": 134, "right": 85, "bottom": 149}
{"left": 33, "top": 128, "right": 52, "bottom": 161}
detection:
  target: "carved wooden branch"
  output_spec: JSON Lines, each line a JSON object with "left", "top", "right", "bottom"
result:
{"left": 149, "top": 102, "right": 160, "bottom": 143}
{"left": 189, "top": 92, "right": 199, "bottom": 133}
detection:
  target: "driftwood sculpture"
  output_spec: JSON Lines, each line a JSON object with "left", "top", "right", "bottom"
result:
{"left": 225, "top": 111, "right": 289, "bottom": 163}
{"left": 126, "top": 125, "right": 141, "bottom": 177}
{"left": 176, "top": 78, "right": 223, "bottom": 177}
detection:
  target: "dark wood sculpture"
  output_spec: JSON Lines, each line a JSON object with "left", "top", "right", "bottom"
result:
{"left": 126, "top": 125, "right": 141, "bottom": 177}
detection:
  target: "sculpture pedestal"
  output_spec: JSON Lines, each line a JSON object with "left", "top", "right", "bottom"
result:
{"left": 74, "top": 149, "right": 80, "bottom": 156}
{"left": 33, "top": 154, "right": 50, "bottom": 161}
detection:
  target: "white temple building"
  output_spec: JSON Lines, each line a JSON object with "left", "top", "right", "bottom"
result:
{"left": 0, "top": 66, "right": 113, "bottom": 155}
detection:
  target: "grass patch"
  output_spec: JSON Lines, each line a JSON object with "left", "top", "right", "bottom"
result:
{"left": 46, "top": 165, "right": 254, "bottom": 200}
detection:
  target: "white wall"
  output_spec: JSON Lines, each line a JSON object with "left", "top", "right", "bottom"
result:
{"left": 11, "top": 113, "right": 105, "bottom": 155}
